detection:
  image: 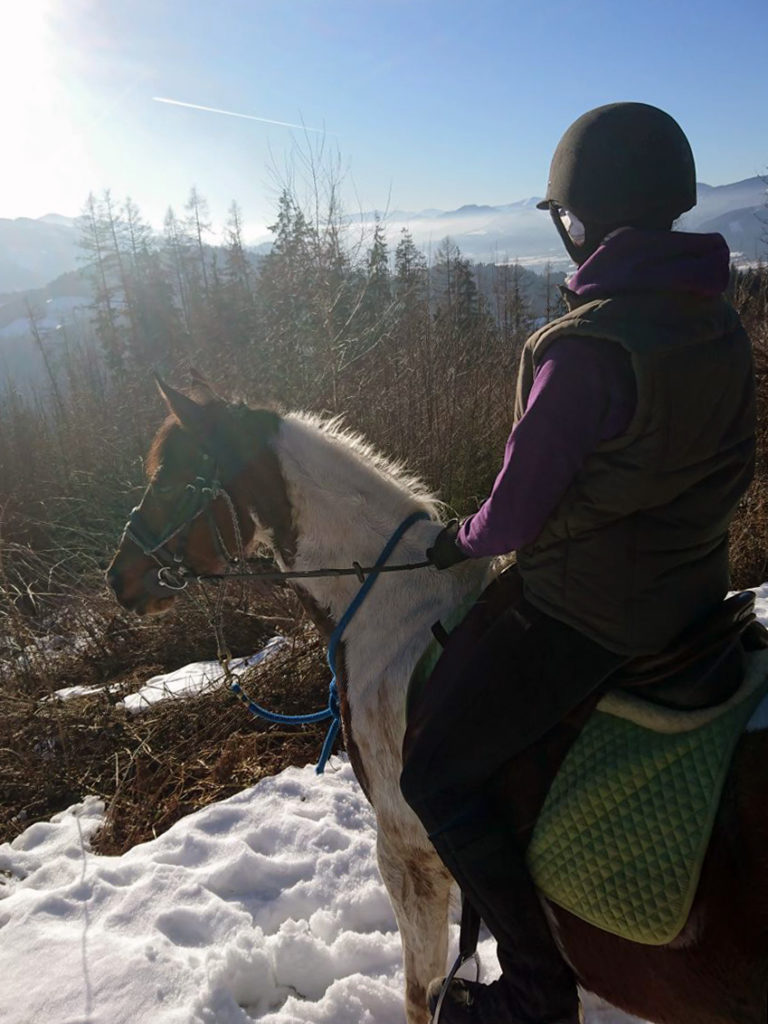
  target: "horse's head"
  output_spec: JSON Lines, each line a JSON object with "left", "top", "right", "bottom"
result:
{"left": 107, "top": 379, "right": 290, "bottom": 615}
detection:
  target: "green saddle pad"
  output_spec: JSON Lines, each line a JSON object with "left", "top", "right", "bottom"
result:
{"left": 527, "top": 653, "right": 768, "bottom": 944}
{"left": 408, "top": 604, "right": 768, "bottom": 947}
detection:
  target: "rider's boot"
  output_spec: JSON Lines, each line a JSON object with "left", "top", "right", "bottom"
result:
{"left": 426, "top": 819, "right": 580, "bottom": 1024}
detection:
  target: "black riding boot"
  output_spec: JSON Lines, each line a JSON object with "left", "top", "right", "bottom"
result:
{"left": 421, "top": 807, "right": 580, "bottom": 1024}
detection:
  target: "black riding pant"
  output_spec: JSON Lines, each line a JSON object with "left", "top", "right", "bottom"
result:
{"left": 400, "top": 572, "right": 624, "bottom": 1022}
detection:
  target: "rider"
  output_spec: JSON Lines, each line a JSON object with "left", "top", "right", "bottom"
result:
{"left": 400, "top": 102, "right": 756, "bottom": 1024}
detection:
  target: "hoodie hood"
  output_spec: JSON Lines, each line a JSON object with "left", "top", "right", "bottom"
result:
{"left": 568, "top": 229, "right": 731, "bottom": 300}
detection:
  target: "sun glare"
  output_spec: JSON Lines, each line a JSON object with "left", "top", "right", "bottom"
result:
{"left": 0, "top": 0, "right": 91, "bottom": 219}
{"left": 1, "top": 2, "right": 54, "bottom": 132}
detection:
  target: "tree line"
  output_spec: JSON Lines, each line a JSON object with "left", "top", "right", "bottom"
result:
{"left": 0, "top": 181, "right": 764, "bottom": 617}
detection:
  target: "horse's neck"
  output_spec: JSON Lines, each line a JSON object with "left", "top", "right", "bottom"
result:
{"left": 272, "top": 415, "right": 487, "bottom": 675}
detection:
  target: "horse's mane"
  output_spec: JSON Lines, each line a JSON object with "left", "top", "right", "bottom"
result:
{"left": 144, "top": 403, "right": 443, "bottom": 519}
{"left": 145, "top": 415, "right": 178, "bottom": 478}
{"left": 284, "top": 411, "right": 442, "bottom": 517}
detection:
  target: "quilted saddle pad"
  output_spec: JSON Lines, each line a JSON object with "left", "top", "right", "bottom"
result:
{"left": 527, "top": 651, "right": 768, "bottom": 944}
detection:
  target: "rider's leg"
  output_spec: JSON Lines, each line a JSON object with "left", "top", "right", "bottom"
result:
{"left": 401, "top": 595, "right": 623, "bottom": 1022}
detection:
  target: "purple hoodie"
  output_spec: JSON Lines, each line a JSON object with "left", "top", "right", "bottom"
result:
{"left": 457, "top": 230, "right": 731, "bottom": 558}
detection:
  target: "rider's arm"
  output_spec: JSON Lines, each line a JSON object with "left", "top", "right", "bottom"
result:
{"left": 456, "top": 336, "right": 636, "bottom": 558}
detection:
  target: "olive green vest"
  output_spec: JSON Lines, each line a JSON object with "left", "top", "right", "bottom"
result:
{"left": 515, "top": 291, "right": 755, "bottom": 656}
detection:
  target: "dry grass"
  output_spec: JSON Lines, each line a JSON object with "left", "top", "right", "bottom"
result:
{"left": 0, "top": 580, "right": 332, "bottom": 854}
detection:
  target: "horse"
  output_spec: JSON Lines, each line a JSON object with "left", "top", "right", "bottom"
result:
{"left": 107, "top": 379, "right": 768, "bottom": 1024}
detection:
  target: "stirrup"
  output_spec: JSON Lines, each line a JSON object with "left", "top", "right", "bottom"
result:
{"left": 431, "top": 895, "right": 482, "bottom": 1023}
{"left": 430, "top": 947, "right": 482, "bottom": 1023}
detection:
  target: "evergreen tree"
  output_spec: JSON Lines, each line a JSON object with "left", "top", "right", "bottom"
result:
{"left": 394, "top": 228, "right": 427, "bottom": 304}
{"left": 162, "top": 206, "right": 195, "bottom": 335}
{"left": 433, "top": 238, "right": 484, "bottom": 334}
{"left": 363, "top": 218, "right": 391, "bottom": 316}
{"left": 258, "top": 189, "right": 318, "bottom": 398}
{"left": 123, "top": 199, "right": 182, "bottom": 372}
{"left": 184, "top": 186, "right": 212, "bottom": 301}
{"left": 77, "top": 192, "right": 125, "bottom": 375}
{"left": 494, "top": 260, "right": 535, "bottom": 359}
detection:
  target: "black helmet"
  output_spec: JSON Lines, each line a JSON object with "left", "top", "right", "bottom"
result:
{"left": 537, "top": 102, "right": 696, "bottom": 228}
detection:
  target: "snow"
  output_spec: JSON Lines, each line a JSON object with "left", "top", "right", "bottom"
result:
{"left": 0, "top": 761, "right": 390, "bottom": 1023}
{"left": 118, "top": 637, "right": 286, "bottom": 714}
{"left": 49, "top": 682, "right": 107, "bottom": 700}
{"left": 49, "top": 636, "right": 285, "bottom": 712}
{"left": 753, "top": 581, "right": 768, "bottom": 622}
{"left": 3, "top": 588, "right": 766, "bottom": 1023}
{"left": 0, "top": 758, "right": 638, "bottom": 1024}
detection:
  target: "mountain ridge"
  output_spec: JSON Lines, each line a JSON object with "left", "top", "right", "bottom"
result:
{"left": 1, "top": 177, "right": 764, "bottom": 297}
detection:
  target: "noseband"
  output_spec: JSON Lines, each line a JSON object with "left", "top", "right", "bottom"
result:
{"left": 121, "top": 450, "right": 238, "bottom": 590}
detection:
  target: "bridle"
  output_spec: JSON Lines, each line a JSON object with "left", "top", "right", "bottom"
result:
{"left": 120, "top": 449, "right": 244, "bottom": 591}
{"left": 118, "top": 449, "right": 432, "bottom": 592}
{"left": 116, "top": 447, "right": 436, "bottom": 775}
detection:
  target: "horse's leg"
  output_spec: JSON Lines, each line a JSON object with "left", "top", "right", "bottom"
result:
{"left": 376, "top": 826, "right": 454, "bottom": 1024}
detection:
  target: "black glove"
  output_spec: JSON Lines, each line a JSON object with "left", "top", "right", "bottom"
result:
{"left": 426, "top": 519, "right": 469, "bottom": 570}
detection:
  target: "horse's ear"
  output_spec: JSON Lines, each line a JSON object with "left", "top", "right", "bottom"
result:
{"left": 188, "top": 366, "right": 220, "bottom": 404}
{"left": 155, "top": 375, "right": 211, "bottom": 437}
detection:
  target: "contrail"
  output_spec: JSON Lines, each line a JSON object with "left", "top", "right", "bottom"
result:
{"left": 152, "top": 96, "right": 327, "bottom": 133}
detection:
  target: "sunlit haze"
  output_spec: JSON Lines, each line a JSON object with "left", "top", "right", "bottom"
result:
{"left": 3, "top": 0, "right": 767, "bottom": 241}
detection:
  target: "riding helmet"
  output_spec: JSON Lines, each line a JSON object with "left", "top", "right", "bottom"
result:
{"left": 537, "top": 102, "right": 697, "bottom": 228}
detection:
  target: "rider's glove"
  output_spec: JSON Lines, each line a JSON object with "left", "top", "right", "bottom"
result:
{"left": 426, "top": 519, "right": 469, "bottom": 570}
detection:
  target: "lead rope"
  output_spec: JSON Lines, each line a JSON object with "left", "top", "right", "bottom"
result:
{"left": 203, "top": 507, "right": 431, "bottom": 774}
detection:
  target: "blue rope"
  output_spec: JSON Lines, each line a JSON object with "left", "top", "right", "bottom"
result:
{"left": 231, "top": 510, "right": 430, "bottom": 773}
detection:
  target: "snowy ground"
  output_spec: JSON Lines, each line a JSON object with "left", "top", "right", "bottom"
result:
{"left": 2, "top": 584, "right": 766, "bottom": 1024}
{"left": 0, "top": 759, "right": 640, "bottom": 1024}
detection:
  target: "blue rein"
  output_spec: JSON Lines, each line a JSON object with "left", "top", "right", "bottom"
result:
{"left": 229, "top": 510, "right": 430, "bottom": 773}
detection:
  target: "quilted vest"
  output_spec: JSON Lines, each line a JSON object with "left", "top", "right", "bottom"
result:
{"left": 515, "top": 290, "right": 755, "bottom": 656}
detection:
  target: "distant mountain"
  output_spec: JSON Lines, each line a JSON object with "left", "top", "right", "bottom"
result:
{"left": 0, "top": 216, "right": 80, "bottom": 293}
{"left": 359, "top": 177, "right": 767, "bottom": 267}
{"left": 37, "top": 213, "right": 77, "bottom": 228}
{"left": 679, "top": 178, "right": 767, "bottom": 259}
{"left": 0, "top": 178, "right": 765, "bottom": 297}
{"left": 0, "top": 270, "right": 92, "bottom": 385}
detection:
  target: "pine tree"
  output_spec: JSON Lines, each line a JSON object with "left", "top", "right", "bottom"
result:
{"left": 363, "top": 218, "right": 391, "bottom": 316}
{"left": 184, "top": 186, "right": 212, "bottom": 301}
{"left": 122, "top": 198, "right": 181, "bottom": 371}
{"left": 77, "top": 192, "right": 125, "bottom": 375}
{"left": 162, "top": 206, "right": 194, "bottom": 333}
{"left": 394, "top": 227, "right": 427, "bottom": 304}
{"left": 258, "top": 189, "right": 318, "bottom": 398}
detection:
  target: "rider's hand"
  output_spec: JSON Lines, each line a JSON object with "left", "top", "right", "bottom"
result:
{"left": 427, "top": 520, "right": 469, "bottom": 570}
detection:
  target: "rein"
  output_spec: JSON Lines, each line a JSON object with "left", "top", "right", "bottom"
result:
{"left": 192, "top": 558, "right": 433, "bottom": 584}
{"left": 123, "top": 455, "right": 430, "bottom": 589}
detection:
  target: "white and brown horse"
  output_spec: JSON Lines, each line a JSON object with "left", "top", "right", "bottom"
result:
{"left": 108, "top": 381, "right": 768, "bottom": 1024}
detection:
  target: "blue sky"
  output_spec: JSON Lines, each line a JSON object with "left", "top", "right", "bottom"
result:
{"left": 5, "top": 0, "right": 767, "bottom": 238}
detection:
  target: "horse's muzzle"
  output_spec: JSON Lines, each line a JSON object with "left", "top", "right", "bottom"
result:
{"left": 106, "top": 562, "right": 176, "bottom": 614}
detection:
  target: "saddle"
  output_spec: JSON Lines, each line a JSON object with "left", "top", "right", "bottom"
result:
{"left": 611, "top": 590, "right": 768, "bottom": 710}
{"left": 454, "top": 566, "right": 768, "bottom": 713}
